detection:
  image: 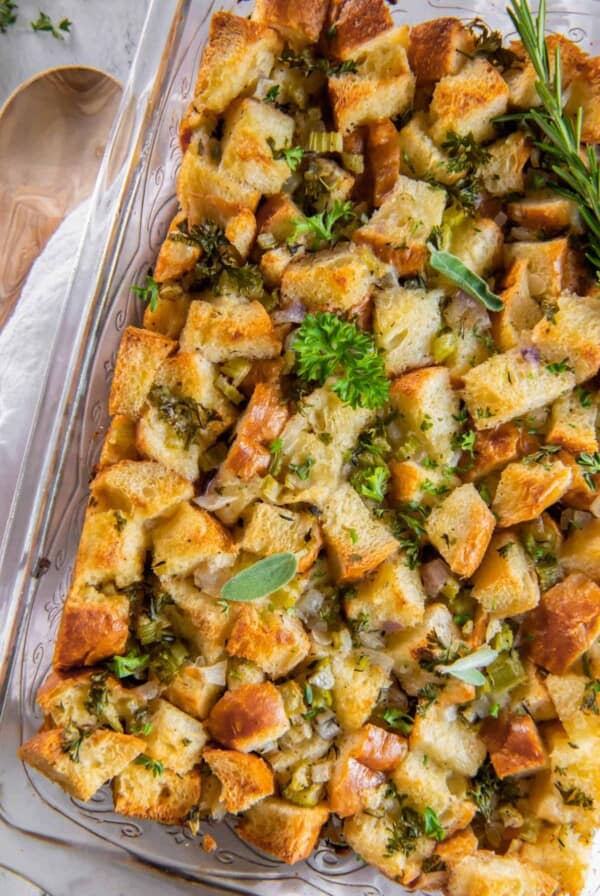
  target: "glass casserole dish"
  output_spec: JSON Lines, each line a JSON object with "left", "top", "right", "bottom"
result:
{"left": 1, "top": 0, "right": 600, "bottom": 893}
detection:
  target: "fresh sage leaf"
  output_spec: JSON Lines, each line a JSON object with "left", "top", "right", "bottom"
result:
{"left": 437, "top": 646, "right": 499, "bottom": 686}
{"left": 221, "top": 552, "right": 298, "bottom": 602}
{"left": 428, "top": 247, "right": 504, "bottom": 312}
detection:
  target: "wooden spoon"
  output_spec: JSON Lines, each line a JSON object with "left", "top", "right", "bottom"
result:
{"left": 0, "top": 66, "right": 122, "bottom": 331}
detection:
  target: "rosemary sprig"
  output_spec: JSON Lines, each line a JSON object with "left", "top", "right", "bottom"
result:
{"left": 506, "top": 0, "right": 600, "bottom": 274}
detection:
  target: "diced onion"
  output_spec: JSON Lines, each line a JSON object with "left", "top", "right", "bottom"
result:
{"left": 560, "top": 508, "right": 592, "bottom": 531}
{"left": 272, "top": 300, "right": 307, "bottom": 325}
{"left": 358, "top": 648, "right": 394, "bottom": 673}
{"left": 315, "top": 710, "right": 341, "bottom": 740}
{"left": 358, "top": 630, "right": 385, "bottom": 651}
{"left": 260, "top": 474, "right": 282, "bottom": 502}
{"left": 311, "top": 759, "right": 333, "bottom": 784}
{"left": 194, "top": 492, "right": 236, "bottom": 511}
{"left": 199, "top": 660, "right": 228, "bottom": 687}
{"left": 341, "top": 151, "right": 364, "bottom": 173}
{"left": 308, "top": 130, "right": 343, "bottom": 153}
{"left": 421, "top": 558, "right": 452, "bottom": 598}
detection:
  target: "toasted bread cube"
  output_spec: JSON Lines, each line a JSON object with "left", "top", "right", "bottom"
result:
{"left": 220, "top": 99, "right": 295, "bottom": 196}
{"left": 37, "top": 670, "right": 144, "bottom": 731}
{"left": 72, "top": 508, "right": 146, "bottom": 590}
{"left": 180, "top": 296, "right": 281, "bottom": 364}
{"left": 414, "top": 829, "right": 478, "bottom": 894}
{"left": 505, "top": 34, "right": 585, "bottom": 110}
{"left": 98, "top": 415, "right": 139, "bottom": 470}
{"left": 328, "top": 755, "right": 386, "bottom": 818}
{"left": 256, "top": 192, "right": 305, "bottom": 243}
{"left": 204, "top": 748, "right": 274, "bottom": 813}
{"left": 566, "top": 55, "right": 600, "bottom": 144}
{"left": 343, "top": 812, "right": 409, "bottom": 881}
{"left": 532, "top": 292, "right": 600, "bottom": 384}
{"left": 462, "top": 347, "right": 575, "bottom": 430}
{"left": 113, "top": 763, "right": 202, "bottom": 824}
{"left": 441, "top": 292, "right": 494, "bottom": 382}
{"left": 492, "top": 459, "right": 572, "bottom": 528}
{"left": 480, "top": 712, "right": 547, "bottom": 779}
{"left": 429, "top": 59, "right": 509, "bottom": 145}
{"left": 143, "top": 289, "right": 191, "bottom": 340}
{"left": 207, "top": 682, "right": 289, "bottom": 752}
{"left": 53, "top": 585, "right": 130, "bottom": 670}
{"left": 165, "top": 577, "right": 235, "bottom": 664}
{"left": 252, "top": 0, "right": 327, "bottom": 47}
{"left": 561, "top": 518, "right": 600, "bottom": 581}
{"left": 237, "top": 797, "right": 328, "bottom": 864}
{"left": 463, "top": 424, "right": 521, "bottom": 483}
{"left": 397, "top": 111, "right": 457, "bottom": 185}
{"left": 504, "top": 238, "right": 568, "bottom": 298}
{"left": 408, "top": 17, "right": 475, "bottom": 86}
{"left": 346, "top": 552, "right": 426, "bottom": 631}
{"left": 479, "top": 131, "right": 531, "bottom": 196}
{"left": 362, "top": 118, "right": 399, "bottom": 208}
{"left": 519, "top": 822, "right": 591, "bottom": 896}
{"left": 280, "top": 244, "right": 377, "bottom": 314}
{"left": 447, "top": 850, "right": 560, "bottom": 896}
{"left": 18, "top": 728, "right": 144, "bottom": 801}
{"left": 558, "top": 449, "right": 600, "bottom": 511}
{"left": 388, "top": 603, "right": 458, "bottom": 696}
{"left": 410, "top": 696, "right": 486, "bottom": 778}
{"left": 507, "top": 191, "right": 581, "bottom": 234}
{"left": 389, "top": 459, "right": 460, "bottom": 507}
{"left": 374, "top": 286, "right": 443, "bottom": 376}
{"left": 392, "top": 751, "right": 475, "bottom": 834}
{"left": 525, "top": 573, "right": 600, "bottom": 674}
{"left": 545, "top": 673, "right": 600, "bottom": 740}
{"left": 326, "top": 0, "right": 392, "bottom": 60}
{"left": 151, "top": 503, "right": 236, "bottom": 579}
{"left": 446, "top": 217, "right": 503, "bottom": 279}
{"left": 164, "top": 664, "right": 225, "bottom": 721}
{"left": 241, "top": 503, "right": 322, "bottom": 573}
{"left": 185, "top": 194, "right": 257, "bottom": 260}
{"left": 512, "top": 659, "right": 556, "bottom": 723}
{"left": 227, "top": 606, "right": 310, "bottom": 678}
{"left": 179, "top": 12, "right": 282, "bottom": 143}
{"left": 547, "top": 390, "right": 598, "bottom": 454}
{"left": 492, "top": 260, "right": 542, "bottom": 352}
{"left": 108, "top": 327, "right": 176, "bottom": 418}
{"left": 344, "top": 723, "right": 407, "bottom": 771}
{"left": 471, "top": 531, "right": 539, "bottom": 618}
{"left": 329, "top": 26, "right": 415, "bottom": 133}
{"left": 321, "top": 482, "right": 398, "bottom": 582}
{"left": 425, "top": 484, "right": 495, "bottom": 578}
{"left": 332, "top": 649, "right": 390, "bottom": 730}
{"left": 354, "top": 175, "right": 446, "bottom": 275}
{"left": 154, "top": 212, "right": 200, "bottom": 283}
{"left": 177, "top": 150, "right": 260, "bottom": 214}
{"left": 91, "top": 460, "right": 193, "bottom": 520}
{"left": 260, "top": 246, "right": 293, "bottom": 289}
{"left": 390, "top": 366, "right": 460, "bottom": 463}
{"left": 144, "top": 699, "right": 207, "bottom": 773}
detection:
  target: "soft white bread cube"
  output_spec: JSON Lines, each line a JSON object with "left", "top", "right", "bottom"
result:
{"left": 387, "top": 603, "right": 459, "bottom": 696}
{"left": 164, "top": 664, "right": 225, "bottom": 721}
{"left": 332, "top": 649, "right": 390, "bottom": 730}
{"left": 354, "top": 175, "right": 446, "bottom": 275}
{"left": 492, "top": 459, "right": 572, "bottom": 527}
{"left": 566, "top": 55, "right": 600, "bottom": 144}
{"left": 144, "top": 699, "right": 207, "bottom": 773}
{"left": 343, "top": 811, "right": 410, "bottom": 881}
{"left": 447, "top": 850, "right": 559, "bottom": 896}
{"left": 408, "top": 17, "right": 475, "bottom": 86}
{"left": 153, "top": 212, "right": 201, "bottom": 283}
{"left": 108, "top": 327, "right": 176, "bottom": 418}
{"left": 445, "top": 217, "right": 504, "bottom": 279}
{"left": 98, "top": 415, "right": 139, "bottom": 470}
{"left": 91, "top": 460, "right": 193, "bottom": 521}
{"left": 237, "top": 797, "right": 329, "bottom": 864}
{"left": 519, "top": 823, "right": 591, "bottom": 896}
{"left": 429, "top": 59, "right": 509, "bottom": 145}
{"left": 179, "top": 12, "right": 282, "bottom": 145}
{"left": 410, "top": 701, "right": 486, "bottom": 777}
{"left": 72, "top": 508, "right": 146, "bottom": 590}
{"left": 37, "top": 670, "right": 144, "bottom": 731}
{"left": 326, "top": 0, "right": 393, "bottom": 60}
{"left": 165, "top": 577, "right": 235, "bottom": 664}
{"left": 203, "top": 748, "right": 274, "bottom": 813}
{"left": 389, "top": 366, "right": 460, "bottom": 464}
{"left": 480, "top": 712, "right": 547, "bottom": 779}
{"left": 53, "top": 585, "right": 130, "bottom": 670}
{"left": 18, "top": 728, "right": 144, "bottom": 802}
{"left": 479, "top": 131, "right": 531, "bottom": 196}
{"left": 151, "top": 502, "right": 236, "bottom": 579}
{"left": 507, "top": 191, "right": 581, "bottom": 234}
{"left": 179, "top": 295, "right": 281, "bottom": 362}
{"left": 392, "top": 750, "right": 475, "bottom": 834}
{"left": 492, "top": 259, "right": 542, "bottom": 352}
{"left": 227, "top": 605, "right": 310, "bottom": 678}
{"left": 345, "top": 551, "right": 426, "bottom": 631}
{"left": 532, "top": 292, "right": 600, "bottom": 384}
{"left": 425, "top": 484, "right": 495, "bottom": 578}
{"left": 329, "top": 26, "right": 415, "bottom": 133}
{"left": 525, "top": 573, "right": 600, "bottom": 674}
{"left": 113, "top": 763, "right": 202, "bottom": 824}
{"left": 545, "top": 673, "right": 600, "bottom": 741}
{"left": 462, "top": 347, "right": 575, "bottom": 430}
{"left": 441, "top": 292, "right": 493, "bottom": 381}
{"left": 252, "top": 0, "right": 328, "bottom": 47}
{"left": 504, "top": 238, "right": 569, "bottom": 298}
{"left": 321, "top": 482, "right": 398, "bottom": 582}
{"left": 220, "top": 99, "right": 295, "bottom": 196}
{"left": 240, "top": 502, "right": 322, "bottom": 573}
{"left": 462, "top": 423, "right": 521, "bottom": 483}
{"left": 280, "top": 244, "right": 377, "bottom": 314}
{"left": 389, "top": 459, "right": 460, "bottom": 507}
{"left": 561, "top": 518, "right": 600, "bottom": 581}
{"left": 177, "top": 150, "right": 260, "bottom": 214}
{"left": 547, "top": 389, "right": 598, "bottom": 454}
{"left": 397, "top": 111, "right": 457, "bottom": 185}
{"left": 471, "top": 531, "right": 539, "bottom": 618}
{"left": 373, "top": 286, "right": 443, "bottom": 376}
{"left": 207, "top": 682, "right": 290, "bottom": 752}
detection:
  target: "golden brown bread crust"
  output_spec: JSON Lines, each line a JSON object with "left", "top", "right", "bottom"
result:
{"left": 91, "top": 459, "right": 194, "bottom": 520}
{"left": 207, "top": 682, "right": 290, "bottom": 752}
{"left": 252, "top": 0, "right": 328, "bottom": 47}
{"left": 463, "top": 424, "right": 521, "bottom": 482}
{"left": 97, "top": 415, "right": 139, "bottom": 470}
{"left": 492, "top": 459, "right": 573, "bottom": 527}
{"left": 217, "top": 382, "right": 289, "bottom": 482}
{"left": 326, "top": 0, "right": 393, "bottom": 60}
{"left": 108, "top": 327, "right": 176, "bottom": 418}
{"left": 53, "top": 586, "right": 130, "bottom": 670}
{"left": 113, "top": 764, "right": 202, "bottom": 824}
{"left": 481, "top": 713, "right": 547, "bottom": 779}
{"left": 328, "top": 724, "right": 406, "bottom": 816}
{"left": 525, "top": 573, "right": 600, "bottom": 674}
{"left": 226, "top": 605, "right": 311, "bottom": 678}
{"left": 237, "top": 797, "right": 329, "bottom": 864}
{"left": 408, "top": 17, "right": 475, "bottom": 86}
{"left": 366, "top": 118, "right": 400, "bottom": 207}
{"left": 154, "top": 212, "right": 201, "bottom": 283}
{"left": 203, "top": 748, "right": 274, "bottom": 813}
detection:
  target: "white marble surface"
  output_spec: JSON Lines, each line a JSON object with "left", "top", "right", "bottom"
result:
{"left": 0, "top": 0, "right": 150, "bottom": 107}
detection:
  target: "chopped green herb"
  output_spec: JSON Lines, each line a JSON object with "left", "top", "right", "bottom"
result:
{"left": 31, "top": 11, "right": 71, "bottom": 37}
{"left": 380, "top": 706, "right": 414, "bottom": 735}
{"left": 385, "top": 805, "right": 424, "bottom": 856}
{"left": 545, "top": 358, "right": 573, "bottom": 374}
{"left": 60, "top": 724, "right": 93, "bottom": 763}
{"left": 267, "top": 138, "right": 305, "bottom": 172}
{"left": 428, "top": 247, "right": 504, "bottom": 311}
{"left": 131, "top": 273, "right": 160, "bottom": 313}
{"left": 575, "top": 386, "right": 593, "bottom": 408}
{"left": 0, "top": 0, "right": 17, "bottom": 31}
{"left": 106, "top": 649, "right": 150, "bottom": 679}
{"left": 289, "top": 456, "right": 315, "bottom": 481}
{"left": 350, "top": 464, "right": 390, "bottom": 503}
{"left": 289, "top": 199, "right": 355, "bottom": 249}
{"left": 221, "top": 553, "right": 298, "bottom": 602}
{"left": 269, "top": 438, "right": 283, "bottom": 476}
{"left": 581, "top": 679, "right": 600, "bottom": 715}
{"left": 423, "top": 807, "right": 446, "bottom": 842}
{"left": 114, "top": 510, "right": 127, "bottom": 533}
{"left": 497, "top": 542, "right": 515, "bottom": 558}
{"left": 522, "top": 444, "right": 562, "bottom": 466}
{"left": 280, "top": 47, "right": 359, "bottom": 77}
{"left": 134, "top": 754, "right": 164, "bottom": 777}
{"left": 452, "top": 428, "right": 477, "bottom": 456}
{"left": 577, "top": 451, "right": 600, "bottom": 490}
{"left": 442, "top": 131, "right": 491, "bottom": 174}
{"left": 264, "top": 85, "right": 280, "bottom": 103}
{"left": 555, "top": 781, "right": 593, "bottom": 808}
{"left": 148, "top": 384, "right": 217, "bottom": 449}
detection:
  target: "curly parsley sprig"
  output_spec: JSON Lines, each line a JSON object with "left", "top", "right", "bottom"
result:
{"left": 293, "top": 312, "right": 390, "bottom": 410}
